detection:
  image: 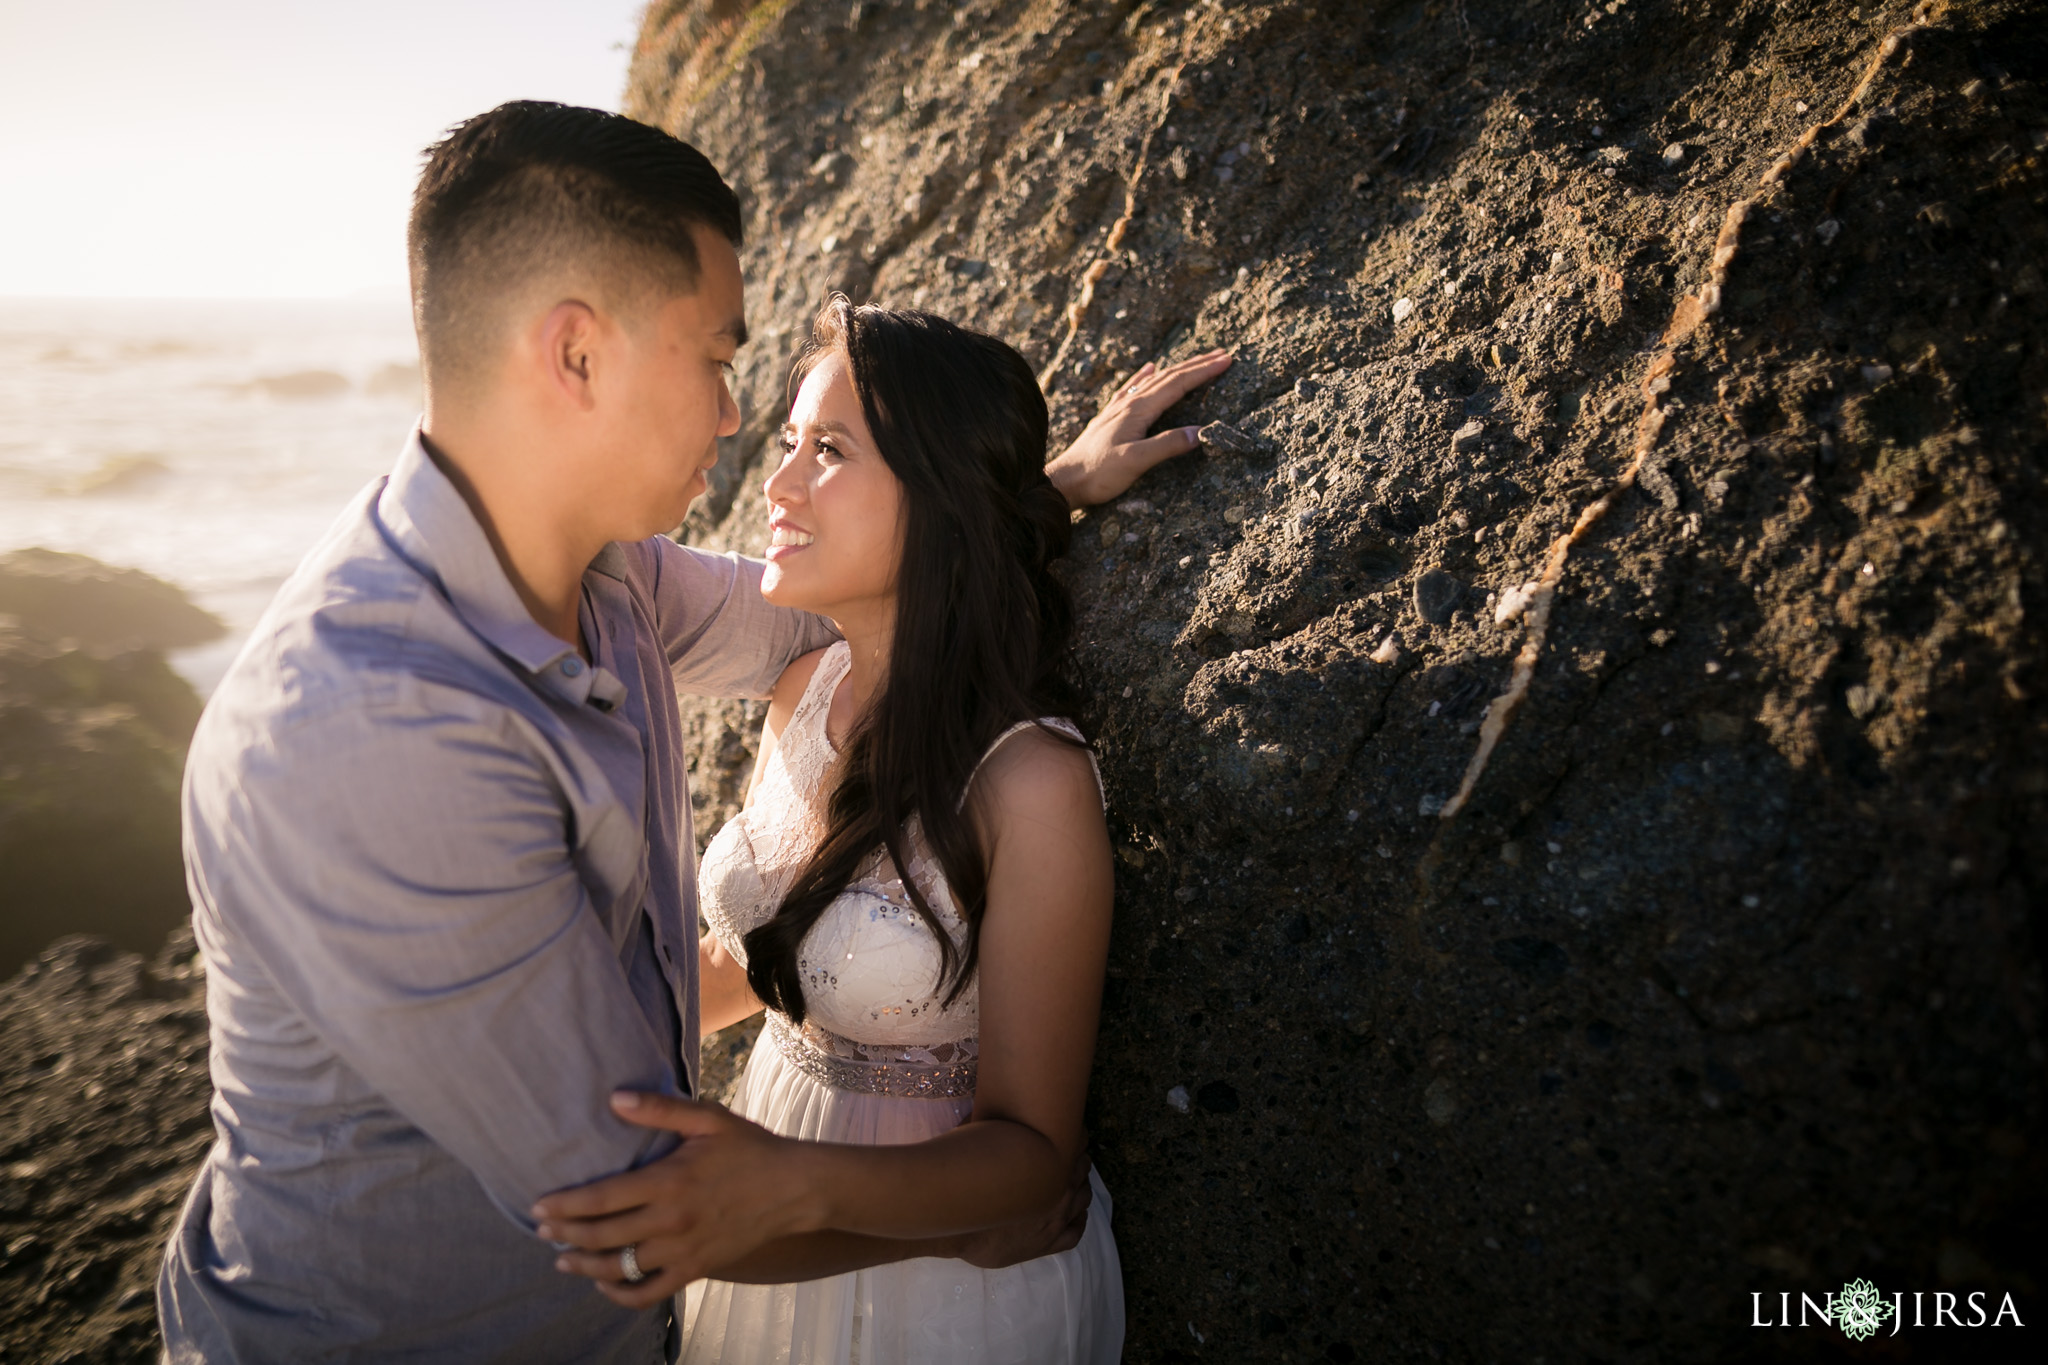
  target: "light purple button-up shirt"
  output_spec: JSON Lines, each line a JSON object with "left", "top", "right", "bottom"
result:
{"left": 158, "top": 431, "right": 833, "bottom": 1363}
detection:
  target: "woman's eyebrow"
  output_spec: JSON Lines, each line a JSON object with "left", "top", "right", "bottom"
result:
{"left": 783, "top": 418, "right": 858, "bottom": 439}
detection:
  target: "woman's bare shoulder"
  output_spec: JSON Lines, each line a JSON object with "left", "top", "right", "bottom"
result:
{"left": 972, "top": 724, "right": 1103, "bottom": 830}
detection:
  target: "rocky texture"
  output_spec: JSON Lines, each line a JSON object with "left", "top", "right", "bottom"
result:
{"left": 0, "top": 933, "right": 211, "bottom": 1365}
{"left": 0, "top": 555, "right": 214, "bottom": 978}
{"left": 632, "top": 1, "right": 2047, "bottom": 1358}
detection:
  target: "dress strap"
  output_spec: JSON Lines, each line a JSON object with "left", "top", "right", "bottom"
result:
{"left": 960, "top": 718, "right": 1106, "bottom": 811}
{"left": 786, "top": 642, "right": 849, "bottom": 741}
{"left": 767, "top": 642, "right": 851, "bottom": 804}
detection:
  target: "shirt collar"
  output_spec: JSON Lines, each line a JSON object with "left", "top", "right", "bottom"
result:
{"left": 374, "top": 426, "right": 623, "bottom": 711}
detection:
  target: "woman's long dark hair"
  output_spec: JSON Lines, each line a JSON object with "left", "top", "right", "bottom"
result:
{"left": 742, "top": 296, "right": 1084, "bottom": 1024}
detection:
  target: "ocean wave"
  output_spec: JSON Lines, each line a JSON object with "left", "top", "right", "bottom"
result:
{"left": 242, "top": 369, "right": 353, "bottom": 401}
{"left": 45, "top": 454, "right": 173, "bottom": 498}
{"left": 363, "top": 361, "right": 420, "bottom": 400}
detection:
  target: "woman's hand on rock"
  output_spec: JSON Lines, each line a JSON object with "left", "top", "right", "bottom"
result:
{"left": 1045, "top": 349, "right": 1234, "bottom": 508}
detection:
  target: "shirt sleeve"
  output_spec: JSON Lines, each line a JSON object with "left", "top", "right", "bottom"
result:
{"left": 195, "top": 697, "right": 683, "bottom": 1230}
{"left": 641, "top": 540, "right": 839, "bottom": 698}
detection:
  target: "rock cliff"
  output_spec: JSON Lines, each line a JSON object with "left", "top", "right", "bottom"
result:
{"left": 630, "top": 0, "right": 2045, "bottom": 1358}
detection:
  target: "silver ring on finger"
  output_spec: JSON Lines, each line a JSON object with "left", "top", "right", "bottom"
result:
{"left": 620, "top": 1243, "right": 646, "bottom": 1284}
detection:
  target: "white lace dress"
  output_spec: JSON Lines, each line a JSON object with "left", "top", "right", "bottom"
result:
{"left": 684, "top": 642, "right": 1123, "bottom": 1364}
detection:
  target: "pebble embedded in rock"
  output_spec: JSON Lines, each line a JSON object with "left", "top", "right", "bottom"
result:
{"left": 1197, "top": 421, "right": 1265, "bottom": 457}
{"left": 1166, "top": 1085, "right": 1191, "bottom": 1114}
{"left": 1413, "top": 569, "right": 1464, "bottom": 624}
{"left": 1917, "top": 201, "right": 1960, "bottom": 231}
{"left": 1392, "top": 296, "right": 1415, "bottom": 323}
{"left": 1450, "top": 419, "right": 1486, "bottom": 454}
{"left": 1424, "top": 1076, "right": 1458, "bottom": 1126}
{"left": 1370, "top": 635, "right": 1401, "bottom": 665}
{"left": 1661, "top": 142, "right": 1686, "bottom": 167}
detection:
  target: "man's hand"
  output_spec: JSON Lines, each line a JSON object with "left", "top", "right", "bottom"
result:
{"left": 951, "top": 1140, "right": 1094, "bottom": 1269}
{"left": 1045, "top": 349, "right": 1234, "bottom": 508}
{"left": 532, "top": 1091, "right": 818, "bottom": 1309}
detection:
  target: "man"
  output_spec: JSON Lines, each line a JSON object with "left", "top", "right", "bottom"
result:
{"left": 159, "top": 101, "right": 1227, "bottom": 1362}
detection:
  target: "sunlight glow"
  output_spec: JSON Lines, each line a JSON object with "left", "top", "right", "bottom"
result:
{"left": 0, "top": 1, "right": 648, "bottom": 300}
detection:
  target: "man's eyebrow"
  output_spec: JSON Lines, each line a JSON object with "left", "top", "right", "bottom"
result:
{"left": 716, "top": 316, "right": 749, "bottom": 348}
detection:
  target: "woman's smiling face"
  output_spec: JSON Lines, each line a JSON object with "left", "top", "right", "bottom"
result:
{"left": 760, "top": 350, "right": 905, "bottom": 621}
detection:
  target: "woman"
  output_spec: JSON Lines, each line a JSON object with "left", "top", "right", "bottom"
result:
{"left": 536, "top": 299, "right": 1229, "bottom": 1363}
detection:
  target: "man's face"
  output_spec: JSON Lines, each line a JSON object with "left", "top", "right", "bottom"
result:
{"left": 600, "top": 225, "right": 745, "bottom": 540}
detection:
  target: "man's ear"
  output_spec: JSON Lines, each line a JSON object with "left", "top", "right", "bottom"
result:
{"left": 538, "top": 299, "right": 602, "bottom": 411}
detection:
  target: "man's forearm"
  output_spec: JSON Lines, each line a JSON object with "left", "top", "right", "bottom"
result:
{"left": 706, "top": 1230, "right": 957, "bottom": 1284}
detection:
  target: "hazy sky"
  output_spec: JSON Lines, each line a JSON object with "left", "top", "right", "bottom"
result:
{"left": 0, "top": 0, "right": 648, "bottom": 299}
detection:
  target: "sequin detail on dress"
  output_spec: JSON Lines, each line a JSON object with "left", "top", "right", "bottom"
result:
{"left": 767, "top": 1013, "right": 978, "bottom": 1099}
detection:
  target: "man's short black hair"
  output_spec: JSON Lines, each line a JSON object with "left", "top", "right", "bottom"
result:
{"left": 408, "top": 101, "right": 743, "bottom": 391}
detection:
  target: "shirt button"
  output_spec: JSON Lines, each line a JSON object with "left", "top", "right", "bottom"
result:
{"left": 560, "top": 657, "right": 584, "bottom": 677}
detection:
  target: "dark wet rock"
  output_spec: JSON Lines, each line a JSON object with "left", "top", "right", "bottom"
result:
{"left": 0, "top": 548, "right": 223, "bottom": 653}
{"left": 0, "top": 591, "right": 205, "bottom": 978}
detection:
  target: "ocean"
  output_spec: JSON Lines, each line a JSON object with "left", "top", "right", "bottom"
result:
{"left": 0, "top": 296, "right": 423, "bottom": 692}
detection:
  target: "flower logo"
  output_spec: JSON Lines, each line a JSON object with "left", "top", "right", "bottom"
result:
{"left": 1835, "top": 1278, "right": 1894, "bottom": 1341}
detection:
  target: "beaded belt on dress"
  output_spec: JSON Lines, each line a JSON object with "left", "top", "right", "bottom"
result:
{"left": 767, "top": 1012, "right": 978, "bottom": 1099}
